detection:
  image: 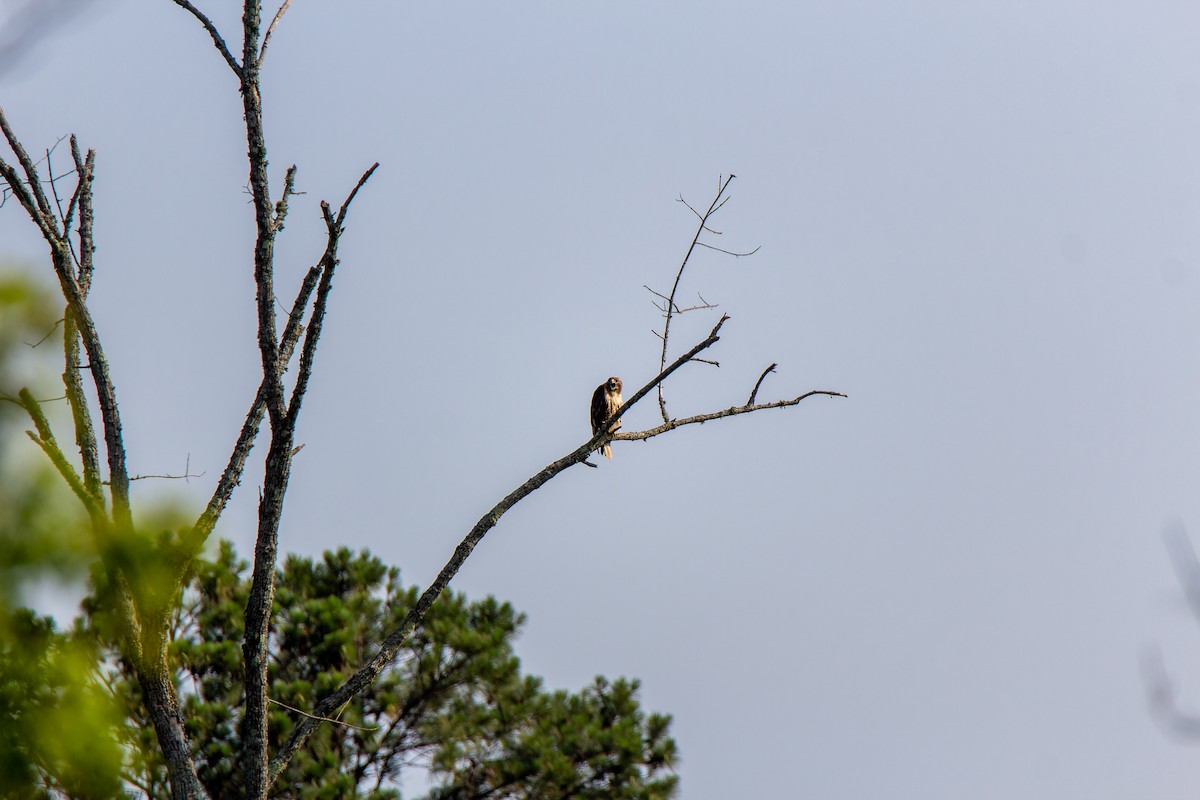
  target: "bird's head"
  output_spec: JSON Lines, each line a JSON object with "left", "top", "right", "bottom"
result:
{"left": 607, "top": 376, "right": 622, "bottom": 393}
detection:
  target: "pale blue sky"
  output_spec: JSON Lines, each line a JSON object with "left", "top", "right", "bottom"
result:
{"left": 3, "top": 2, "right": 1200, "bottom": 798}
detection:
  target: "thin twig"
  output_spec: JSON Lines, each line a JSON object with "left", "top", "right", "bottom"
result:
{"left": 17, "top": 390, "right": 103, "bottom": 523}
{"left": 656, "top": 174, "right": 742, "bottom": 425}
{"left": 695, "top": 241, "right": 761, "bottom": 258}
{"left": 24, "top": 318, "right": 63, "bottom": 348}
{"left": 287, "top": 164, "right": 378, "bottom": 427}
{"left": 114, "top": 453, "right": 205, "bottom": 483}
{"left": 268, "top": 697, "right": 380, "bottom": 732}
{"left": 614, "top": 389, "right": 847, "bottom": 445}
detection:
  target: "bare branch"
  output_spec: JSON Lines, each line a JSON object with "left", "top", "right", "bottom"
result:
{"left": 270, "top": 314, "right": 731, "bottom": 781}
{"left": 112, "top": 455, "right": 205, "bottom": 483}
{"left": 692, "top": 357, "right": 719, "bottom": 367}
{"left": 17, "top": 389, "right": 104, "bottom": 523}
{"left": 675, "top": 294, "right": 719, "bottom": 314}
{"left": 656, "top": 174, "right": 737, "bottom": 424}
{"left": 170, "top": 0, "right": 242, "bottom": 77}
{"left": 69, "top": 137, "right": 96, "bottom": 291}
{"left": 45, "top": 138, "right": 83, "bottom": 269}
{"left": 239, "top": 1, "right": 289, "bottom": 781}
{"left": 271, "top": 164, "right": 298, "bottom": 233}
{"left": 644, "top": 284, "right": 673, "bottom": 308}
{"left": 695, "top": 241, "right": 761, "bottom": 258}
{"left": 258, "top": 0, "right": 293, "bottom": 67}
{"left": 61, "top": 137, "right": 102, "bottom": 501}
{"left": 615, "top": 388, "right": 846, "bottom": 445}
{"left": 747, "top": 363, "right": 777, "bottom": 406}
{"left": 63, "top": 313, "right": 103, "bottom": 503}
{"left": 0, "top": 108, "right": 132, "bottom": 530}
{"left": 287, "top": 164, "right": 377, "bottom": 427}
{"left": 24, "top": 318, "right": 64, "bottom": 348}
{"left": 188, "top": 263, "right": 321, "bottom": 553}
{"left": 335, "top": 162, "right": 379, "bottom": 225}
{"left": 0, "top": 107, "right": 59, "bottom": 240}
{"left": 268, "top": 697, "right": 380, "bottom": 732}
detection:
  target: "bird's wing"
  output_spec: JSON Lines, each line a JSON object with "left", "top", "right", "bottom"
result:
{"left": 590, "top": 384, "right": 607, "bottom": 434}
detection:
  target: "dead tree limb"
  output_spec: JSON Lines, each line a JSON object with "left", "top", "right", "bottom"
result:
{"left": 269, "top": 314, "right": 730, "bottom": 779}
{"left": 170, "top": 0, "right": 242, "bottom": 77}
{"left": 650, "top": 174, "right": 757, "bottom": 425}
{"left": 0, "top": 103, "right": 205, "bottom": 798}
{"left": 258, "top": 0, "right": 294, "bottom": 67}
{"left": 614, "top": 389, "right": 846, "bottom": 445}
{"left": 270, "top": 304, "right": 845, "bottom": 779}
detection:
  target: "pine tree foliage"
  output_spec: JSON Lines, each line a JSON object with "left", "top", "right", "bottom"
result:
{"left": 96, "top": 542, "right": 677, "bottom": 799}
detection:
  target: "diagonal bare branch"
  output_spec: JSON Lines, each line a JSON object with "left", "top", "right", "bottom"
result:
{"left": 287, "top": 164, "right": 378, "bottom": 427}
{"left": 188, "top": 263, "right": 321, "bottom": 552}
{"left": 747, "top": 363, "right": 777, "bottom": 406}
{"left": 0, "top": 108, "right": 133, "bottom": 531}
{"left": 258, "top": 0, "right": 293, "bottom": 68}
{"left": 656, "top": 174, "right": 747, "bottom": 425}
{"left": 0, "top": 106, "right": 59, "bottom": 240}
{"left": 270, "top": 314, "right": 731, "bottom": 781}
{"left": 15, "top": 389, "right": 104, "bottom": 523}
{"left": 695, "top": 241, "right": 761, "bottom": 258}
{"left": 615, "top": 389, "right": 846, "bottom": 445}
{"left": 170, "top": 0, "right": 243, "bottom": 77}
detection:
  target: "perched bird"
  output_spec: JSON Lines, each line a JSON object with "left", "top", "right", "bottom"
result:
{"left": 590, "top": 376, "right": 623, "bottom": 460}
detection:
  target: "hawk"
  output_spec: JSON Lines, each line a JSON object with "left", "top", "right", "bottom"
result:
{"left": 590, "top": 376, "right": 623, "bottom": 460}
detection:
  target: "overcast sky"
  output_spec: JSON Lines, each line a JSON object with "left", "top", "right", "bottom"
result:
{"left": 3, "top": 2, "right": 1200, "bottom": 798}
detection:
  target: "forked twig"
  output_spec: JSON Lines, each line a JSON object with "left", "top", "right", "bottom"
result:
{"left": 268, "top": 697, "right": 379, "bottom": 732}
{"left": 650, "top": 174, "right": 758, "bottom": 424}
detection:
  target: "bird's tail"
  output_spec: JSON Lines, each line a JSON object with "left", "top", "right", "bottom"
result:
{"left": 602, "top": 444, "right": 612, "bottom": 460}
